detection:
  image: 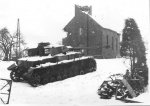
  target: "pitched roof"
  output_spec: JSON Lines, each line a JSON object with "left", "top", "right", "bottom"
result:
{"left": 63, "top": 17, "right": 75, "bottom": 32}
{"left": 63, "top": 11, "right": 103, "bottom": 32}
{"left": 63, "top": 6, "right": 118, "bottom": 34}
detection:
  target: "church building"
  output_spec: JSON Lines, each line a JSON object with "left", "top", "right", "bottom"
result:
{"left": 63, "top": 5, "right": 120, "bottom": 58}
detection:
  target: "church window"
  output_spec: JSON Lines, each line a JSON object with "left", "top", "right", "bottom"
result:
{"left": 116, "top": 38, "right": 118, "bottom": 51}
{"left": 106, "top": 35, "right": 109, "bottom": 46}
{"left": 112, "top": 37, "right": 114, "bottom": 50}
{"left": 79, "top": 28, "right": 83, "bottom": 35}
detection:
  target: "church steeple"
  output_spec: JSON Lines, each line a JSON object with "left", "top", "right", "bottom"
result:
{"left": 75, "top": 5, "right": 92, "bottom": 16}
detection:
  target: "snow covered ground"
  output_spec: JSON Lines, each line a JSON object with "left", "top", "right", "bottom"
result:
{"left": 0, "top": 58, "right": 149, "bottom": 105}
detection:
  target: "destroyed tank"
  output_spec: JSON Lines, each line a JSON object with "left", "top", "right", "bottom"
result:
{"left": 8, "top": 42, "right": 96, "bottom": 87}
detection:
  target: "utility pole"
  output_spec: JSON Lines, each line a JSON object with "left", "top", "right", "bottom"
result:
{"left": 16, "top": 18, "right": 21, "bottom": 59}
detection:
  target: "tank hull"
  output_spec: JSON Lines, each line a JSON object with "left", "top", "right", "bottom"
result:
{"left": 9, "top": 56, "right": 96, "bottom": 87}
{"left": 27, "top": 57, "right": 96, "bottom": 87}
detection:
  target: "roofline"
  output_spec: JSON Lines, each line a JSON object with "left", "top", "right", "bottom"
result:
{"left": 63, "top": 5, "right": 119, "bottom": 36}
{"left": 63, "top": 16, "right": 75, "bottom": 32}
{"left": 102, "top": 27, "right": 119, "bottom": 35}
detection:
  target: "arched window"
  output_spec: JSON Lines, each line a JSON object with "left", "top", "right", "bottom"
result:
{"left": 116, "top": 38, "right": 118, "bottom": 51}
{"left": 112, "top": 37, "right": 114, "bottom": 50}
{"left": 79, "top": 28, "right": 83, "bottom": 35}
{"left": 106, "top": 35, "right": 109, "bottom": 46}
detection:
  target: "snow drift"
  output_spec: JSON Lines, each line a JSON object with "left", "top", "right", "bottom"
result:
{"left": 0, "top": 58, "right": 149, "bottom": 105}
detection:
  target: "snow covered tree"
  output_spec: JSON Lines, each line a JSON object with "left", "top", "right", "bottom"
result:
{"left": 120, "top": 18, "right": 148, "bottom": 86}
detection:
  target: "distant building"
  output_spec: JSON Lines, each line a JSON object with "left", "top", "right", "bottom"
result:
{"left": 63, "top": 5, "right": 120, "bottom": 58}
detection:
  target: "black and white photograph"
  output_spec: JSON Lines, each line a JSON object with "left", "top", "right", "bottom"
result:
{"left": 0, "top": 0, "right": 149, "bottom": 105}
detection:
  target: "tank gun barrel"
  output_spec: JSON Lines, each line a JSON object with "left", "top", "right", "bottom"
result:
{"left": 72, "top": 46, "right": 100, "bottom": 50}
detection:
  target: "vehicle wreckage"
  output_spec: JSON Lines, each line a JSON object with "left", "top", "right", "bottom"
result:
{"left": 98, "top": 72, "right": 144, "bottom": 100}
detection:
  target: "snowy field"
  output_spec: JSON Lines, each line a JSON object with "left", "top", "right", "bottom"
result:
{"left": 0, "top": 58, "right": 149, "bottom": 105}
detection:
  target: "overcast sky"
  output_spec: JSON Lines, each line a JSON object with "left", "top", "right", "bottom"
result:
{"left": 0, "top": 0, "right": 149, "bottom": 48}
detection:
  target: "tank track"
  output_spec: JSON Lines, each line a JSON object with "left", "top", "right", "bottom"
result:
{"left": 28, "top": 56, "right": 96, "bottom": 87}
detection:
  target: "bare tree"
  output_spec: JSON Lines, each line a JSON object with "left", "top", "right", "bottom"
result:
{"left": 0, "top": 27, "right": 26, "bottom": 61}
{"left": 0, "top": 28, "right": 14, "bottom": 61}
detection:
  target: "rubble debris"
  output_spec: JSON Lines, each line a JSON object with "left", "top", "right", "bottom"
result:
{"left": 98, "top": 73, "right": 144, "bottom": 100}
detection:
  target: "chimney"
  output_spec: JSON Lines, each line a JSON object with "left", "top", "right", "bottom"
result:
{"left": 88, "top": 6, "right": 92, "bottom": 15}
{"left": 75, "top": 5, "right": 81, "bottom": 17}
